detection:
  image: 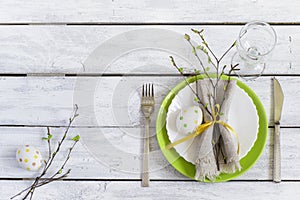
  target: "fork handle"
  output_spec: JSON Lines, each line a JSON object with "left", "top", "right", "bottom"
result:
{"left": 142, "top": 117, "right": 150, "bottom": 187}
{"left": 273, "top": 123, "right": 281, "bottom": 183}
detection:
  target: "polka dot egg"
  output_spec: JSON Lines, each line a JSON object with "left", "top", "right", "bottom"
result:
{"left": 16, "top": 145, "right": 43, "bottom": 171}
{"left": 176, "top": 106, "right": 203, "bottom": 135}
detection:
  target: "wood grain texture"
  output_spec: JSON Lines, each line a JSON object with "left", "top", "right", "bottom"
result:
{"left": 0, "top": 0, "right": 299, "bottom": 199}
{"left": 1, "top": 180, "right": 300, "bottom": 200}
{"left": 0, "top": 127, "right": 299, "bottom": 181}
{"left": 0, "top": 0, "right": 299, "bottom": 23}
{"left": 0, "top": 76, "right": 297, "bottom": 126}
{"left": 0, "top": 25, "right": 298, "bottom": 74}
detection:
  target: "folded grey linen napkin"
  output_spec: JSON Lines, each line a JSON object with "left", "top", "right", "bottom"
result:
{"left": 192, "top": 79, "right": 241, "bottom": 181}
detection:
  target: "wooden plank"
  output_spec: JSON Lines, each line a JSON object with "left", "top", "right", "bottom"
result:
{"left": 1, "top": 180, "right": 300, "bottom": 200}
{"left": 0, "top": 25, "right": 298, "bottom": 74}
{"left": 0, "top": 127, "right": 183, "bottom": 180}
{"left": 0, "top": 0, "right": 299, "bottom": 23}
{"left": 0, "top": 127, "right": 299, "bottom": 180}
{"left": 0, "top": 76, "right": 296, "bottom": 126}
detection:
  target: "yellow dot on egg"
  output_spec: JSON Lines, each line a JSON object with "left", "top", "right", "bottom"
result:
{"left": 194, "top": 120, "right": 198, "bottom": 124}
{"left": 24, "top": 158, "right": 28, "bottom": 163}
{"left": 34, "top": 155, "right": 38, "bottom": 159}
{"left": 26, "top": 167, "right": 31, "bottom": 171}
{"left": 17, "top": 150, "right": 20, "bottom": 154}
{"left": 25, "top": 148, "right": 30, "bottom": 152}
{"left": 183, "top": 110, "right": 187, "bottom": 113}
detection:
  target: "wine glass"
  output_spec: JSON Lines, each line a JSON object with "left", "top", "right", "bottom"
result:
{"left": 232, "top": 21, "right": 277, "bottom": 79}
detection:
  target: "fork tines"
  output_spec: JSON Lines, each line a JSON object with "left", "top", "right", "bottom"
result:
{"left": 142, "top": 83, "right": 154, "bottom": 97}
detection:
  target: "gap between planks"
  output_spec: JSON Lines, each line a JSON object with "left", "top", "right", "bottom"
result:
{"left": 0, "top": 178, "right": 299, "bottom": 182}
{"left": 0, "top": 125, "right": 299, "bottom": 128}
{"left": 0, "top": 22, "right": 300, "bottom": 26}
{"left": 1, "top": 73, "right": 300, "bottom": 77}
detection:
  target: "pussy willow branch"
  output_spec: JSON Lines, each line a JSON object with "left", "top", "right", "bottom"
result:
{"left": 170, "top": 56, "right": 212, "bottom": 117}
{"left": 11, "top": 105, "right": 80, "bottom": 200}
{"left": 36, "top": 170, "right": 71, "bottom": 188}
{"left": 183, "top": 31, "right": 238, "bottom": 110}
{"left": 191, "top": 29, "right": 218, "bottom": 70}
{"left": 172, "top": 29, "right": 239, "bottom": 166}
{"left": 219, "top": 41, "right": 237, "bottom": 62}
{"left": 193, "top": 37, "right": 238, "bottom": 163}
{"left": 38, "top": 140, "right": 78, "bottom": 187}
{"left": 14, "top": 169, "right": 72, "bottom": 199}
{"left": 191, "top": 29, "right": 237, "bottom": 99}
{"left": 185, "top": 38, "right": 215, "bottom": 90}
{"left": 215, "top": 41, "right": 237, "bottom": 98}
{"left": 43, "top": 105, "right": 79, "bottom": 173}
{"left": 47, "top": 127, "right": 52, "bottom": 160}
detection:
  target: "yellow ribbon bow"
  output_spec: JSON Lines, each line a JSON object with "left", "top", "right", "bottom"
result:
{"left": 165, "top": 104, "right": 240, "bottom": 154}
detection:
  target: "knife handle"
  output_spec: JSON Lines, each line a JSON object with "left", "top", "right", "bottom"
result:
{"left": 273, "top": 123, "right": 281, "bottom": 183}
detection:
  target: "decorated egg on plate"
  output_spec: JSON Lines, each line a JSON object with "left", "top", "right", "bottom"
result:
{"left": 16, "top": 145, "right": 43, "bottom": 171}
{"left": 176, "top": 106, "right": 203, "bottom": 135}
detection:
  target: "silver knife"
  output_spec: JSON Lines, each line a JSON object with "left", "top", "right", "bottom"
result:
{"left": 273, "top": 78, "right": 284, "bottom": 183}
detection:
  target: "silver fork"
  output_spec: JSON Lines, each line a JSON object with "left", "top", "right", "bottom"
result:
{"left": 141, "top": 83, "right": 155, "bottom": 187}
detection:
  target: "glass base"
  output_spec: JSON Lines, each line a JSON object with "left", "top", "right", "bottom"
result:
{"left": 231, "top": 52, "right": 265, "bottom": 80}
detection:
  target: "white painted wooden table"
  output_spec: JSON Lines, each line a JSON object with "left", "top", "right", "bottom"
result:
{"left": 0, "top": 1, "right": 300, "bottom": 199}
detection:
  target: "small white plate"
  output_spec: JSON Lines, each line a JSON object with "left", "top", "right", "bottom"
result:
{"left": 166, "top": 81, "right": 259, "bottom": 164}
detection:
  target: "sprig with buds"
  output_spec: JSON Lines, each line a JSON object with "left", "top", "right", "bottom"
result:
{"left": 11, "top": 105, "right": 80, "bottom": 200}
{"left": 170, "top": 29, "right": 240, "bottom": 111}
{"left": 170, "top": 29, "right": 240, "bottom": 167}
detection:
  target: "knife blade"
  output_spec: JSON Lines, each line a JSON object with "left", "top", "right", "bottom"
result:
{"left": 273, "top": 78, "right": 284, "bottom": 183}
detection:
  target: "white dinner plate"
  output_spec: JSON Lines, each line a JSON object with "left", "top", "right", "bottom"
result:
{"left": 166, "top": 81, "right": 259, "bottom": 164}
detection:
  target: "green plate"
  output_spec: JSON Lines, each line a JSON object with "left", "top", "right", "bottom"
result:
{"left": 156, "top": 75, "right": 268, "bottom": 182}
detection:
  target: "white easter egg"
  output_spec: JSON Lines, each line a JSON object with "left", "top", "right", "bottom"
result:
{"left": 16, "top": 145, "right": 43, "bottom": 171}
{"left": 176, "top": 106, "right": 203, "bottom": 135}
